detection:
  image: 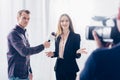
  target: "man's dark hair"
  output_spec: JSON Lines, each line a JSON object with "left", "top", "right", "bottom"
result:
{"left": 17, "top": 9, "right": 30, "bottom": 16}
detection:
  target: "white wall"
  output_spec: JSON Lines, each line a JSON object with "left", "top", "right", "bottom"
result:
{"left": 0, "top": 0, "right": 120, "bottom": 80}
{"left": 48, "top": 1, "right": 119, "bottom": 79}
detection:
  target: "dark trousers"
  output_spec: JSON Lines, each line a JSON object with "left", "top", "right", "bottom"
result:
{"left": 55, "top": 71, "right": 77, "bottom": 80}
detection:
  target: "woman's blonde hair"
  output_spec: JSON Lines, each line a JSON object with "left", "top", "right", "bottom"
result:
{"left": 56, "top": 14, "right": 74, "bottom": 36}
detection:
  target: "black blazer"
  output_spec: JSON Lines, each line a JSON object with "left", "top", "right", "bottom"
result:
{"left": 53, "top": 31, "right": 81, "bottom": 73}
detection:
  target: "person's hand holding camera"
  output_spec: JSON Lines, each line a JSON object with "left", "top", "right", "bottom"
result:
{"left": 92, "top": 31, "right": 112, "bottom": 48}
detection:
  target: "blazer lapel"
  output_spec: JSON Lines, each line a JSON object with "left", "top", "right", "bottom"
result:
{"left": 64, "top": 32, "right": 72, "bottom": 54}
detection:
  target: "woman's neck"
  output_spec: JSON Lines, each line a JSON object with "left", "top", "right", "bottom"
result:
{"left": 63, "top": 29, "right": 70, "bottom": 35}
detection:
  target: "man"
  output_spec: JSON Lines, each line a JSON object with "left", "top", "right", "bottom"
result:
{"left": 7, "top": 9, "right": 50, "bottom": 80}
{"left": 80, "top": 7, "right": 120, "bottom": 80}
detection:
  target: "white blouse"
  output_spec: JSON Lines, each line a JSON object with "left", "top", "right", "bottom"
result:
{"left": 59, "top": 32, "right": 70, "bottom": 58}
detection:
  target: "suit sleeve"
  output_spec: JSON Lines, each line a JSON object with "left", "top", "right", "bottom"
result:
{"left": 75, "top": 34, "right": 81, "bottom": 58}
{"left": 9, "top": 31, "right": 45, "bottom": 57}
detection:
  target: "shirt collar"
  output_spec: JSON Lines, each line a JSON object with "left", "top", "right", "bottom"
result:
{"left": 15, "top": 25, "right": 26, "bottom": 35}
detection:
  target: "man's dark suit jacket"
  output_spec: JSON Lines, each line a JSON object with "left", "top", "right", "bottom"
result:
{"left": 53, "top": 31, "right": 81, "bottom": 73}
{"left": 7, "top": 25, "right": 45, "bottom": 79}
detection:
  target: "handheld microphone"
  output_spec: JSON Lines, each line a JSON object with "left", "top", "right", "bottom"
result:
{"left": 48, "top": 32, "right": 56, "bottom": 42}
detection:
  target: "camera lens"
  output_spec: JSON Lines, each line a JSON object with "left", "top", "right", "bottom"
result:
{"left": 86, "top": 26, "right": 96, "bottom": 40}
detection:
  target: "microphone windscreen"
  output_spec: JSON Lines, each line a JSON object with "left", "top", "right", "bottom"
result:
{"left": 48, "top": 32, "right": 56, "bottom": 42}
{"left": 51, "top": 32, "right": 56, "bottom": 37}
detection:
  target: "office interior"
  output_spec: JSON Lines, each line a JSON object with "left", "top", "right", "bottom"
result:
{"left": 0, "top": 0, "right": 119, "bottom": 80}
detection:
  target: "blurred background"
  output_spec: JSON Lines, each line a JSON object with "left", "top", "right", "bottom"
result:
{"left": 0, "top": 0, "right": 120, "bottom": 80}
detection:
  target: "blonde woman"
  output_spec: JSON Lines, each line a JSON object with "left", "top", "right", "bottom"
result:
{"left": 46, "top": 14, "right": 86, "bottom": 80}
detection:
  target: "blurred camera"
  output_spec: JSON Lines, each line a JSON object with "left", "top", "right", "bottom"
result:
{"left": 86, "top": 16, "right": 119, "bottom": 42}
{"left": 86, "top": 26, "right": 114, "bottom": 42}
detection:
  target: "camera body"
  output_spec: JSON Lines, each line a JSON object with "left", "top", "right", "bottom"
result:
{"left": 86, "top": 26, "right": 114, "bottom": 42}
{"left": 85, "top": 16, "right": 119, "bottom": 43}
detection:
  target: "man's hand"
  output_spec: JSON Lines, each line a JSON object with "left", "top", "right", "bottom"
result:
{"left": 43, "top": 41, "right": 50, "bottom": 48}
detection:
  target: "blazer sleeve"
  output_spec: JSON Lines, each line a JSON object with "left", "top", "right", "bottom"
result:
{"left": 8, "top": 31, "right": 45, "bottom": 57}
{"left": 75, "top": 34, "right": 81, "bottom": 58}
